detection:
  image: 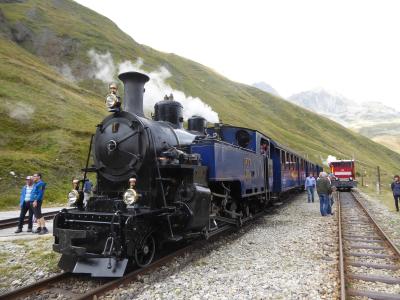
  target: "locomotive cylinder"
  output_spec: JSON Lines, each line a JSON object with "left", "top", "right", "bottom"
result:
{"left": 118, "top": 72, "right": 150, "bottom": 117}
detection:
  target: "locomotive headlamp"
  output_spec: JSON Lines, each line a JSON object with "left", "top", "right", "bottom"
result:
{"left": 123, "top": 189, "right": 138, "bottom": 205}
{"left": 349, "top": 177, "right": 353, "bottom": 181}
{"left": 68, "top": 190, "right": 79, "bottom": 206}
{"left": 105, "top": 94, "right": 119, "bottom": 109}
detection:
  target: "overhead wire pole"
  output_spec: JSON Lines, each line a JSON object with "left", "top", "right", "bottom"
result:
{"left": 377, "top": 166, "right": 381, "bottom": 194}
{"left": 361, "top": 170, "right": 364, "bottom": 187}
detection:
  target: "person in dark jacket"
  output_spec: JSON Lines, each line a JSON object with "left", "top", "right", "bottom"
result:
{"left": 15, "top": 176, "right": 34, "bottom": 233}
{"left": 31, "top": 173, "right": 48, "bottom": 234}
{"left": 391, "top": 175, "right": 400, "bottom": 212}
{"left": 316, "top": 172, "right": 332, "bottom": 216}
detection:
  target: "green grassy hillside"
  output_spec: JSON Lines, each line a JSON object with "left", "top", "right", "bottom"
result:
{"left": 355, "top": 123, "right": 400, "bottom": 154}
{"left": 0, "top": 0, "right": 399, "bottom": 209}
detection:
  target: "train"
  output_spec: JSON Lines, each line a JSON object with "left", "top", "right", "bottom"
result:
{"left": 329, "top": 159, "right": 357, "bottom": 191}
{"left": 52, "top": 71, "right": 322, "bottom": 277}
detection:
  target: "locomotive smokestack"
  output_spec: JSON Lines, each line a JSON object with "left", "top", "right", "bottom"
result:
{"left": 118, "top": 72, "right": 150, "bottom": 117}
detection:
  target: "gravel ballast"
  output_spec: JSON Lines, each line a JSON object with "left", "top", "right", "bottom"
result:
{"left": 103, "top": 193, "right": 339, "bottom": 299}
{"left": 0, "top": 192, "right": 339, "bottom": 299}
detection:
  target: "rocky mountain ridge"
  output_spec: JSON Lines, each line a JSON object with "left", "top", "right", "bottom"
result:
{"left": 287, "top": 88, "right": 400, "bottom": 152}
{"left": 252, "top": 81, "right": 280, "bottom": 97}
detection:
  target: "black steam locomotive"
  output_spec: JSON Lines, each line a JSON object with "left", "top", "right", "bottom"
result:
{"left": 53, "top": 71, "right": 321, "bottom": 277}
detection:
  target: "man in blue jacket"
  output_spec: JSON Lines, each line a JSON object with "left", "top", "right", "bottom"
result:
{"left": 391, "top": 175, "right": 400, "bottom": 212}
{"left": 15, "top": 176, "right": 34, "bottom": 233}
{"left": 31, "top": 173, "right": 48, "bottom": 234}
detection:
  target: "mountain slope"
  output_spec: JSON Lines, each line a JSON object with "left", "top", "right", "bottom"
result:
{"left": 288, "top": 89, "right": 400, "bottom": 153}
{"left": 1, "top": 0, "right": 400, "bottom": 208}
{"left": 252, "top": 82, "right": 280, "bottom": 96}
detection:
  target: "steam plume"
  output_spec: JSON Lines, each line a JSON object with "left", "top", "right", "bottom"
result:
{"left": 88, "top": 50, "right": 116, "bottom": 82}
{"left": 323, "top": 155, "right": 338, "bottom": 166}
{"left": 6, "top": 101, "right": 35, "bottom": 123}
{"left": 55, "top": 64, "right": 76, "bottom": 82}
{"left": 88, "top": 49, "right": 219, "bottom": 123}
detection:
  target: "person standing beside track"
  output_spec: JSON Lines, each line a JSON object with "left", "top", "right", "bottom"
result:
{"left": 31, "top": 173, "right": 48, "bottom": 234}
{"left": 316, "top": 172, "right": 332, "bottom": 216}
{"left": 83, "top": 179, "right": 92, "bottom": 206}
{"left": 15, "top": 176, "right": 34, "bottom": 233}
{"left": 391, "top": 175, "right": 400, "bottom": 212}
{"left": 326, "top": 173, "right": 336, "bottom": 215}
{"left": 305, "top": 173, "right": 316, "bottom": 203}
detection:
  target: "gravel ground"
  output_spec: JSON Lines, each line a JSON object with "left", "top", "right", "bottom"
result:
{"left": 102, "top": 193, "right": 339, "bottom": 300}
{"left": 1, "top": 189, "right": 398, "bottom": 299}
{"left": 0, "top": 192, "right": 339, "bottom": 299}
{"left": 356, "top": 189, "right": 400, "bottom": 248}
{"left": 0, "top": 236, "right": 61, "bottom": 295}
{"left": 343, "top": 189, "right": 400, "bottom": 296}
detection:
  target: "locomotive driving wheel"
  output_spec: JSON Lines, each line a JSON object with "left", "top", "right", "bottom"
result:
{"left": 134, "top": 234, "right": 156, "bottom": 267}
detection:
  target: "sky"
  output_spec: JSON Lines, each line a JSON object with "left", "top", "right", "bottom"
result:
{"left": 75, "top": 0, "right": 400, "bottom": 109}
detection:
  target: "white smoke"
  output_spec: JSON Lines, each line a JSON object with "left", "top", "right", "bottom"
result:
{"left": 117, "top": 60, "right": 219, "bottom": 123}
{"left": 87, "top": 49, "right": 219, "bottom": 123}
{"left": 6, "top": 101, "right": 35, "bottom": 123}
{"left": 55, "top": 64, "right": 76, "bottom": 82}
{"left": 87, "top": 49, "right": 116, "bottom": 82}
{"left": 118, "top": 58, "right": 144, "bottom": 73}
{"left": 322, "top": 155, "right": 337, "bottom": 166}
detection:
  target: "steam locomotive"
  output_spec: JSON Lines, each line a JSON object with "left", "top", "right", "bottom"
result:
{"left": 53, "top": 71, "right": 322, "bottom": 277}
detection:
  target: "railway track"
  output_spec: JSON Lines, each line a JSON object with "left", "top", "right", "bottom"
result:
{"left": 0, "top": 198, "right": 287, "bottom": 299}
{"left": 0, "top": 220, "right": 240, "bottom": 300}
{"left": 0, "top": 210, "right": 60, "bottom": 230}
{"left": 338, "top": 191, "right": 400, "bottom": 299}
{"left": 0, "top": 242, "right": 198, "bottom": 300}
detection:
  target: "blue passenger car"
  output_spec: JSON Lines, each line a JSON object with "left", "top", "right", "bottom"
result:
{"left": 194, "top": 124, "right": 321, "bottom": 202}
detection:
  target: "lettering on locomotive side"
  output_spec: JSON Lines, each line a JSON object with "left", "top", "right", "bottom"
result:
{"left": 244, "top": 158, "right": 251, "bottom": 167}
{"left": 244, "top": 158, "right": 252, "bottom": 180}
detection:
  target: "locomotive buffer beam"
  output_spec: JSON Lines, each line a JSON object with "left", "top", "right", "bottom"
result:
{"left": 53, "top": 228, "right": 88, "bottom": 256}
{"left": 54, "top": 228, "right": 128, "bottom": 277}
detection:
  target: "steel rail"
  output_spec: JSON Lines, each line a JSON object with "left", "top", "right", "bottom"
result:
{"left": 0, "top": 210, "right": 60, "bottom": 230}
{"left": 337, "top": 192, "right": 346, "bottom": 300}
{"left": 0, "top": 272, "right": 71, "bottom": 300}
{"left": 351, "top": 190, "right": 400, "bottom": 257}
{"left": 338, "top": 190, "right": 400, "bottom": 299}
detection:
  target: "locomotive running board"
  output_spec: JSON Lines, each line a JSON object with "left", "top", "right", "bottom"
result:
{"left": 215, "top": 216, "right": 238, "bottom": 225}
{"left": 73, "top": 257, "right": 128, "bottom": 277}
